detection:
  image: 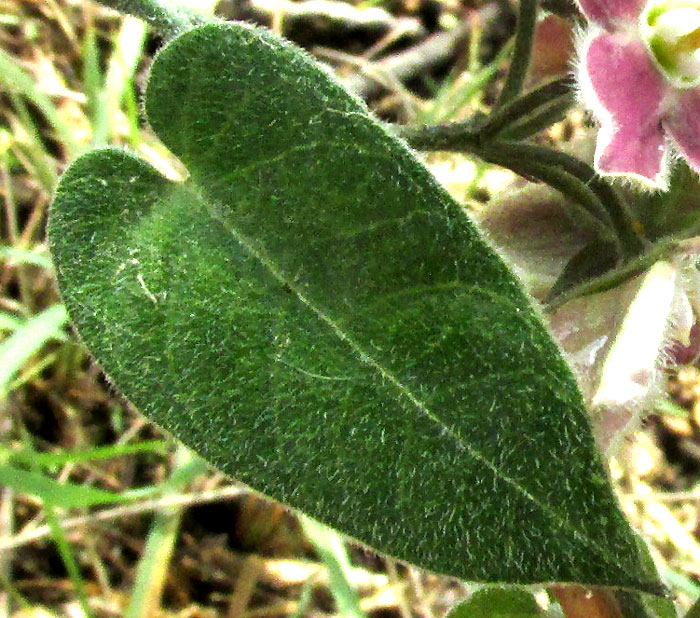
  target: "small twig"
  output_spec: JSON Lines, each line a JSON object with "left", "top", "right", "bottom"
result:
{"left": 0, "top": 487, "right": 14, "bottom": 617}
{"left": 645, "top": 501, "right": 700, "bottom": 565}
{"left": 340, "top": 25, "right": 472, "bottom": 99}
{"left": 337, "top": 1, "right": 504, "bottom": 100}
{"left": 316, "top": 47, "right": 419, "bottom": 113}
{"left": 227, "top": 554, "right": 264, "bottom": 618}
{"left": 0, "top": 485, "right": 248, "bottom": 551}
{"left": 246, "top": 0, "right": 425, "bottom": 39}
{"left": 621, "top": 490, "right": 700, "bottom": 502}
{"left": 363, "top": 20, "right": 426, "bottom": 60}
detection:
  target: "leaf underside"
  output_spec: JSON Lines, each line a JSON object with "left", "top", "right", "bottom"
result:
{"left": 49, "top": 23, "right": 657, "bottom": 592}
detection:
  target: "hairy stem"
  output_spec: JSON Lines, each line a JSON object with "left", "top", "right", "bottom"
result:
{"left": 495, "top": 0, "right": 539, "bottom": 107}
{"left": 398, "top": 125, "right": 622, "bottom": 252}
{"left": 484, "top": 143, "right": 646, "bottom": 257}
{"left": 96, "top": 0, "right": 208, "bottom": 38}
{"left": 399, "top": 123, "right": 647, "bottom": 259}
{"left": 497, "top": 97, "right": 574, "bottom": 140}
{"left": 483, "top": 77, "right": 574, "bottom": 138}
{"left": 480, "top": 150, "right": 621, "bottom": 249}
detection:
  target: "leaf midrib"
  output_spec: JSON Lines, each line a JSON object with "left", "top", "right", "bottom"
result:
{"left": 153, "top": 21, "right": 634, "bottom": 578}
{"left": 177, "top": 180, "right": 627, "bottom": 574}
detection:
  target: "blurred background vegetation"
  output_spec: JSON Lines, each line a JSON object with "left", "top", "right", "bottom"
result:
{"left": 2, "top": 0, "right": 700, "bottom": 616}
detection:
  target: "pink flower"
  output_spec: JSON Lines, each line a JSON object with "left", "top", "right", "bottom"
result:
{"left": 577, "top": 0, "right": 700, "bottom": 188}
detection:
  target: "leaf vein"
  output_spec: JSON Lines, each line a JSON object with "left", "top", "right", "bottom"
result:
{"left": 191, "top": 184, "right": 621, "bottom": 568}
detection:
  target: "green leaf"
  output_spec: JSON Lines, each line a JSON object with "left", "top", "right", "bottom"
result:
{"left": 48, "top": 23, "right": 658, "bottom": 592}
{"left": 545, "top": 239, "right": 619, "bottom": 305}
{"left": 0, "top": 463, "right": 127, "bottom": 509}
{"left": 447, "top": 588, "right": 543, "bottom": 618}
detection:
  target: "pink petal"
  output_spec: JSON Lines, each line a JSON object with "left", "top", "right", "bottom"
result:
{"left": 577, "top": 0, "right": 646, "bottom": 29}
{"left": 663, "top": 88, "right": 700, "bottom": 174}
{"left": 528, "top": 15, "right": 575, "bottom": 86}
{"left": 581, "top": 32, "right": 668, "bottom": 184}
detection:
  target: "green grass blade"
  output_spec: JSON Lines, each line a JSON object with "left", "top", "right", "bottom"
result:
{"left": 103, "top": 17, "right": 147, "bottom": 141}
{"left": 124, "top": 447, "right": 197, "bottom": 618}
{"left": 0, "top": 244, "right": 54, "bottom": 269}
{"left": 0, "top": 463, "right": 127, "bottom": 509}
{"left": 7, "top": 440, "right": 170, "bottom": 468}
{"left": 9, "top": 95, "right": 58, "bottom": 191}
{"left": 0, "top": 48, "right": 78, "bottom": 154}
{"left": 43, "top": 503, "right": 94, "bottom": 618}
{"left": 83, "top": 24, "right": 109, "bottom": 147}
{"left": 0, "top": 304, "right": 68, "bottom": 399}
{"left": 0, "top": 312, "right": 24, "bottom": 332}
{"left": 301, "top": 516, "right": 367, "bottom": 618}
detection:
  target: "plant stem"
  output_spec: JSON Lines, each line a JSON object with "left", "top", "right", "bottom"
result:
{"left": 95, "top": 0, "right": 207, "bottom": 39}
{"left": 497, "top": 97, "right": 574, "bottom": 140}
{"left": 398, "top": 125, "right": 620, "bottom": 250}
{"left": 399, "top": 123, "right": 647, "bottom": 258}
{"left": 397, "top": 121, "right": 482, "bottom": 151}
{"left": 495, "top": 0, "right": 538, "bottom": 108}
{"left": 482, "top": 142, "right": 646, "bottom": 257}
{"left": 406, "top": 78, "right": 575, "bottom": 141}
{"left": 480, "top": 152, "right": 619, "bottom": 245}
{"left": 483, "top": 77, "right": 574, "bottom": 138}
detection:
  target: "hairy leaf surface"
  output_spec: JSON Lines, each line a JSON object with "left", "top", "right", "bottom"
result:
{"left": 49, "top": 23, "right": 658, "bottom": 591}
{"left": 446, "top": 588, "right": 544, "bottom": 618}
